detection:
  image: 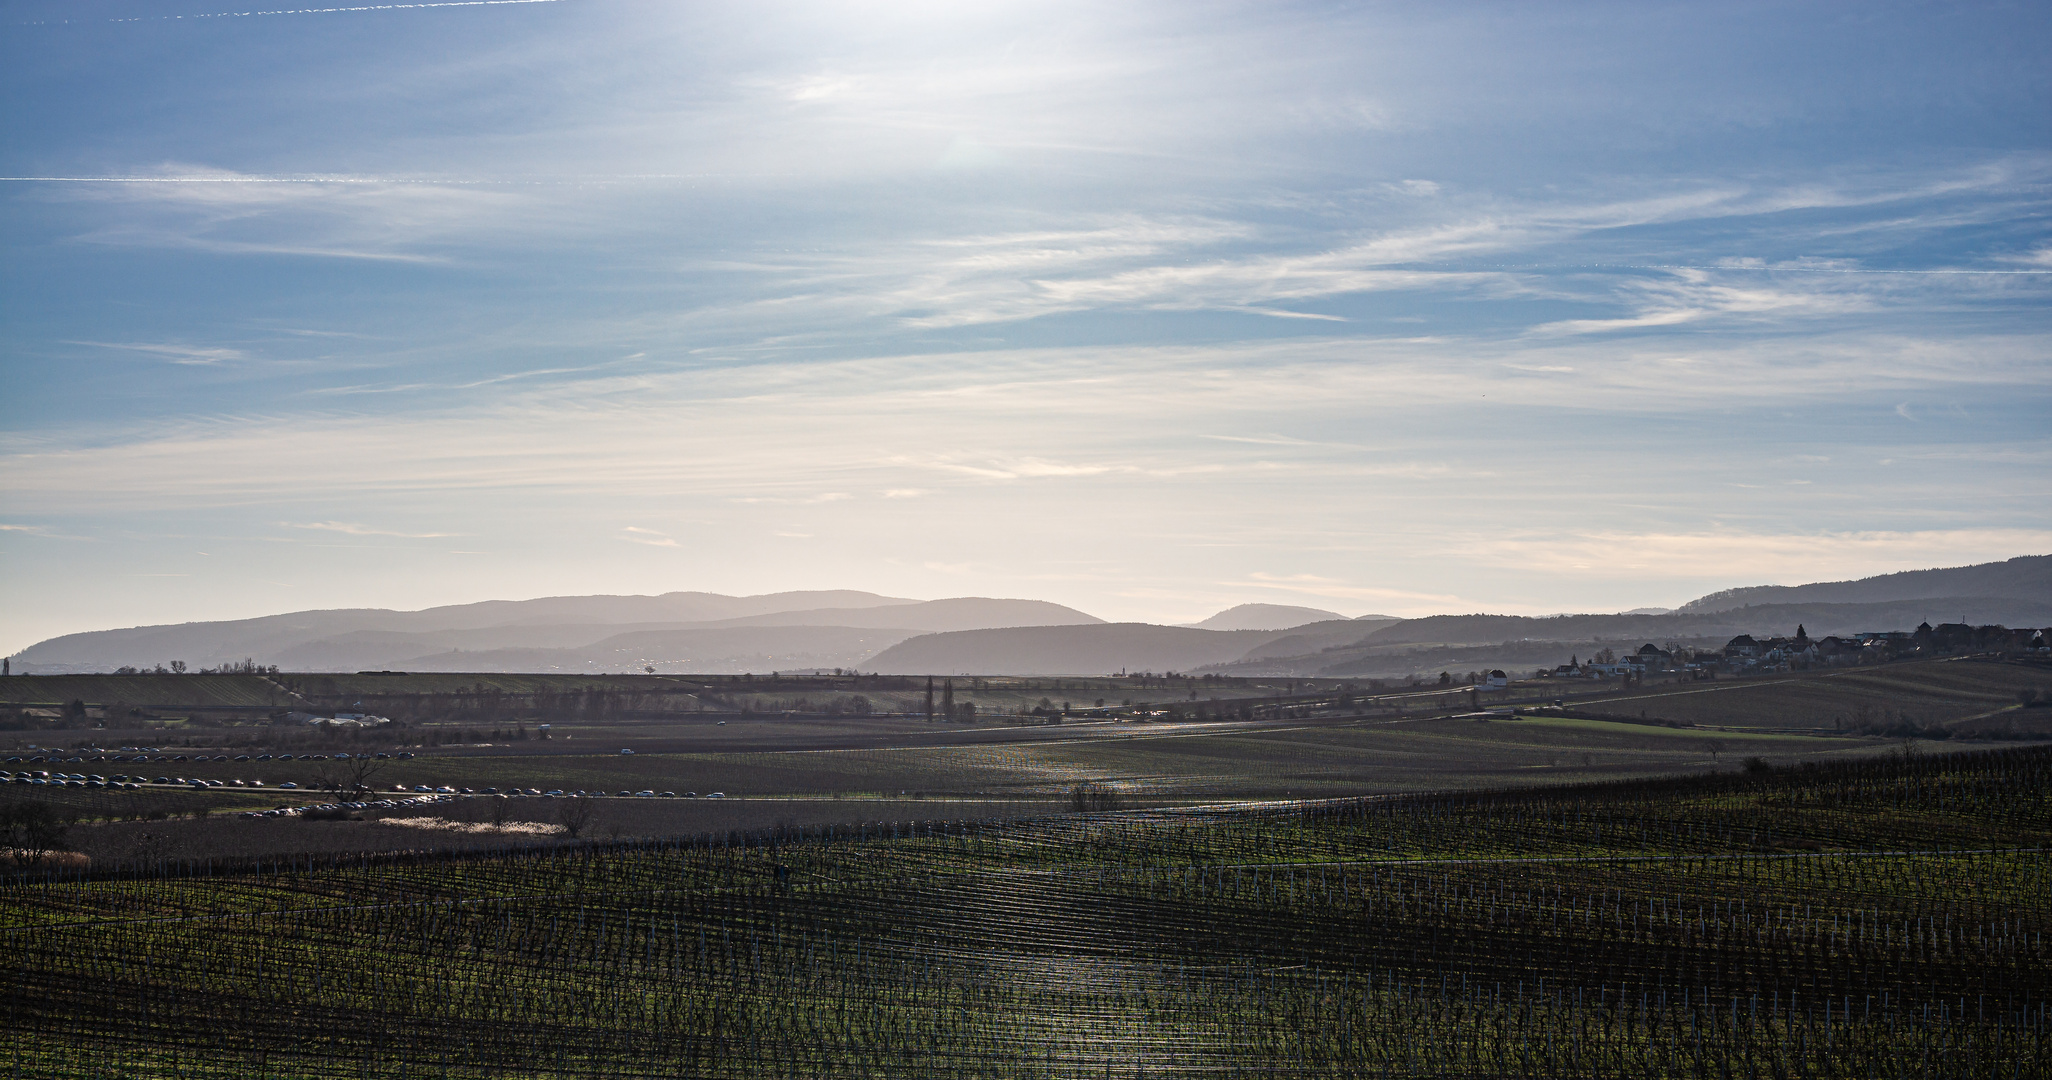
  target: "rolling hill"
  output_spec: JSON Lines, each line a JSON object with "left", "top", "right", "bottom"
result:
{"left": 15, "top": 556, "right": 2049, "bottom": 678}
{"left": 1186, "top": 604, "right": 1348, "bottom": 631}
{"left": 10, "top": 594, "right": 1099, "bottom": 675}
{"left": 1678, "top": 554, "right": 2052, "bottom": 613}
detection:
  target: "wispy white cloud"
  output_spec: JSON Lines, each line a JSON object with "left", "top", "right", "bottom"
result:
{"left": 1533, "top": 267, "right": 1880, "bottom": 335}
{"left": 68, "top": 340, "right": 248, "bottom": 365}
{"left": 619, "top": 527, "right": 680, "bottom": 548}
{"left": 4, "top": 330, "right": 2045, "bottom": 518}
{"left": 46, "top": 165, "right": 534, "bottom": 264}
{"left": 623, "top": 167, "right": 2051, "bottom": 337}
{"left": 920, "top": 456, "right": 1130, "bottom": 481}
{"left": 282, "top": 521, "right": 462, "bottom": 538}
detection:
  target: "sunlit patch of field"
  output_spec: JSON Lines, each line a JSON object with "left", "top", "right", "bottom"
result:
{"left": 373, "top": 816, "right": 564, "bottom": 836}
{"left": 918, "top": 716, "right": 1900, "bottom": 800}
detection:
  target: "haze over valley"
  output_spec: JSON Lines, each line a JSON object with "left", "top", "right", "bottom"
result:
{"left": 14, "top": 555, "right": 2047, "bottom": 678}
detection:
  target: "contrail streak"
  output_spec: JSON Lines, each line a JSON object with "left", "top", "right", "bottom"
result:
{"left": 1576, "top": 263, "right": 2051, "bottom": 276}
{"left": 1478, "top": 263, "right": 2052, "bottom": 276}
{"left": 0, "top": 176, "right": 516, "bottom": 184}
{"left": 0, "top": 175, "right": 729, "bottom": 184}
{"left": 21, "top": 0, "right": 566, "bottom": 25}
{"left": 1630, "top": 263, "right": 2052, "bottom": 275}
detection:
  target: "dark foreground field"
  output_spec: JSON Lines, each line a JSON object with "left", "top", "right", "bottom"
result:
{"left": 4, "top": 744, "right": 2047, "bottom": 1079}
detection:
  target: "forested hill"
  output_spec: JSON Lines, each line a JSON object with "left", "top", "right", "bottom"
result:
{"left": 1678, "top": 555, "right": 2052, "bottom": 613}
{"left": 1364, "top": 598, "right": 2052, "bottom": 647}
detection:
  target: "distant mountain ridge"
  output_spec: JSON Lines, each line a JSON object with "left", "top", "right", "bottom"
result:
{"left": 14, "top": 556, "right": 2050, "bottom": 678}
{"left": 9, "top": 593, "right": 1098, "bottom": 675}
{"left": 1679, "top": 555, "right": 2052, "bottom": 613}
{"left": 1186, "top": 604, "right": 1348, "bottom": 631}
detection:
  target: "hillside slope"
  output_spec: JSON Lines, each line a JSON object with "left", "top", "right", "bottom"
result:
{"left": 1187, "top": 604, "right": 1346, "bottom": 631}
{"left": 1363, "top": 598, "right": 2052, "bottom": 647}
{"left": 10, "top": 593, "right": 1096, "bottom": 674}
{"left": 1202, "top": 597, "right": 2052, "bottom": 679}
{"left": 688, "top": 598, "right": 1102, "bottom": 632}
{"left": 1679, "top": 555, "right": 2052, "bottom": 613}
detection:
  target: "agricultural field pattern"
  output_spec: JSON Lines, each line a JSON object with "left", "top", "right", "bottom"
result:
{"left": 3, "top": 658, "right": 2049, "bottom": 1078}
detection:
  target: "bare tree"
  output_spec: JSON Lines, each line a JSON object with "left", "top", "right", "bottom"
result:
{"left": 308, "top": 753, "right": 389, "bottom": 800}
{"left": 557, "top": 796, "right": 597, "bottom": 839}
{"left": 0, "top": 801, "right": 70, "bottom": 867}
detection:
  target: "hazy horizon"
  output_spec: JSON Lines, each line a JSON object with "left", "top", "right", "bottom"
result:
{"left": 5, "top": 1, "right": 2049, "bottom": 655}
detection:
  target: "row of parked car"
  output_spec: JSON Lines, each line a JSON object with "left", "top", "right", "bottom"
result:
{"left": 3, "top": 769, "right": 337, "bottom": 794}
{"left": 430, "top": 789, "right": 730, "bottom": 801}
{"left": 3, "top": 769, "right": 143, "bottom": 790}
{"left": 5, "top": 766, "right": 732, "bottom": 803}
{"left": 5, "top": 750, "right": 417, "bottom": 764}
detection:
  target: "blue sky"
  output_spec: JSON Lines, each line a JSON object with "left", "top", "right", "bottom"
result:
{"left": 3, "top": 0, "right": 2049, "bottom": 651}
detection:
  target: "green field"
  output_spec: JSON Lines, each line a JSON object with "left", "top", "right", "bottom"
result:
{"left": 4, "top": 746, "right": 2046, "bottom": 1078}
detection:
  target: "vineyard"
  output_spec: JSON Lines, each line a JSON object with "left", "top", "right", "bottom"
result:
{"left": 5, "top": 745, "right": 2049, "bottom": 1078}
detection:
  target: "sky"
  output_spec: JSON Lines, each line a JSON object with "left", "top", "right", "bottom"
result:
{"left": 3, "top": 0, "right": 2050, "bottom": 652}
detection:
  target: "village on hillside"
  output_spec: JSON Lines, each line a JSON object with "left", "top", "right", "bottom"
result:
{"left": 1539, "top": 621, "right": 2051, "bottom": 682}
